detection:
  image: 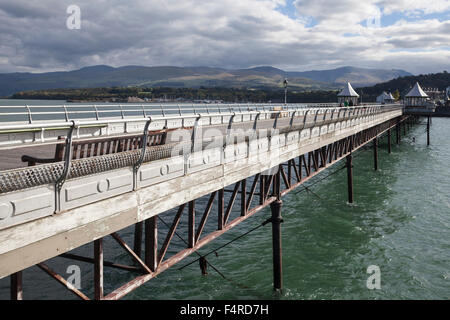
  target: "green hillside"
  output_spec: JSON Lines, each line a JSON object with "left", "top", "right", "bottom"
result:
{"left": 0, "top": 65, "right": 412, "bottom": 97}
{"left": 356, "top": 72, "right": 450, "bottom": 102}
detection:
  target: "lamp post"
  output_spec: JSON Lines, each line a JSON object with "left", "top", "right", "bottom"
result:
{"left": 283, "top": 78, "right": 288, "bottom": 105}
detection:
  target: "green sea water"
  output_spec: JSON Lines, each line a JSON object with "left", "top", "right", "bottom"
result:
{"left": 0, "top": 102, "right": 448, "bottom": 300}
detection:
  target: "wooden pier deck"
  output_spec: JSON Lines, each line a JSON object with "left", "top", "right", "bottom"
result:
{"left": 0, "top": 145, "right": 54, "bottom": 171}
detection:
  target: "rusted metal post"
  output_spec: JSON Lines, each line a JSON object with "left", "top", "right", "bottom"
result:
{"left": 133, "top": 222, "right": 143, "bottom": 257}
{"left": 145, "top": 217, "right": 158, "bottom": 271}
{"left": 259, "top": 175, "right": 265, "bottom": 205}
{"left": 188, "top": 200, "right": 195, "bottom": 248}
{"left": 10, "top": 272, "right": 23, "bottom": 300}
{"left": 387, "top": 129, "right": 392, "bottom": 154}
{"left": 373, "top": 137, "right": 378, "bottom": 171}
{"left": 218, "top": 189, "right": 224, "bottom": 230}
{"left": 270, "top": 170, "right": 283, "bottom": 292}
{"left": 94, "top": 238, "right": 103, "bottom": 300}
{"left": 241, "top": 178, "right": 247, "bottom": 216}
{"left": 288, "top": 160, "right": 292, "bottom": 186}
{"left": 346, "top": 154, "right": 353, "bottom": 204}
{"left": 427, "top": 116, "right": 430, "bottom": 146}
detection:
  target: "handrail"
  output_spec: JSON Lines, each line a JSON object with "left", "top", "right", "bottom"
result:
{"left": 54, "top": 121, "right": 77, "bottom": 211}
{"left": 0, "top": 104, "right": 403, "bottom": 142}
{"left": 133, "top": 117, "right": 153, "bottom": 172}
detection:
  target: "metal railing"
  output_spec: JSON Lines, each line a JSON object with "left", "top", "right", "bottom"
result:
{"left": 0, "top": 104, "right": 401, "bottom": 149}
{"left": 0, "top": 103, "right": 340, "bottom": 124}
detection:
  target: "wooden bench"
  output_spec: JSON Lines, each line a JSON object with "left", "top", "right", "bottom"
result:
{"left": 22, "top": 129, "right": 172, "bottom": 166}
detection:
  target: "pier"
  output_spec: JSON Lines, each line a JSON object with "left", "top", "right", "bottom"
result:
{"left": 0, "top": 103, "right": 427, "bottom": 299}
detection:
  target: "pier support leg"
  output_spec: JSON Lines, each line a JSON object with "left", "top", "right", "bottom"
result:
{"left": 270, "top": 199, "right": 283, "bottom": 293}
{"left": 373, "top": 137, "right": 378, "bottom": 171}
{"left": 133, "top": 222, "right": 143, "bottom": 257}
{"left": 218, "top": 189, "right": 224, "bottom": 230}
{"left": 388, "top": 129, "right": 392, "bottom": 154}
{"left": 94, "top": 238, "right": 103, "bottom": 300}
{"left": 145, "top": 217, "right": 158, "bottom": 271}
{"left": 259, "top": 175, "right": 265, "bottom": 205}
{"left": 241, "top": 178, "right": 247, "bottom": 216}
{"left": 427, "top": 116, "right": 431, "bottom": 146}
{"left": 346, "top": 154, "right": 353, "bottom": 204}
{"left": 188, "top": 200, "right": 195, "bottom": 248}
{"left": 270, "top": 171, "right": 283, "bottom": 293}
{"left": 10, "top": 272, "right": 23, "bottom": 300}
{"left": 396, "top": 123, "right": 400, "bottom": 144}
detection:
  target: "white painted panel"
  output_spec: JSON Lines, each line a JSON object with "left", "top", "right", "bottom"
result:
{"left": 286, "top": 131, "right": 299, "bottom": 145}
{"left": 186, "top": 147, "right": 222, "bottom": 174}
{"left": 223, "top": 142, "right": 248, "bottom": 163}
{"left": 166, "top": 119, "right": 182, "bottom": 128}
{"left": 284, "top": 132, "right": 300, "bottom": 154}
{"left": 0, "top": 185, "right": 55, "bottom": 231}
{"left": 335, "top": 122, "right": 341, "bottom": 132}
{"left": 108, "top": 123, "right": 126, "bottom": 135}
{"left": 270, "top": 134, "right": 286, "bottom": 150}
{"left": 60, "top": 168, "right": 133, "bottom": 211}
{"left": 300, "top": 129, "right": 310, "bottom": 141}
{"left": 249, "top": 137, "right": 269, "bottom": 154}
{"left": 311, "top": 127, "right": 320, "bottom": 138}
{"left": 328, "top": 123, "right": 335, "bottom": 133}
{"left": 149, "top": 120, "right": 165, "bottom": 131}
{"left": 138, "top": 156, "right": 185, "bottom": 188}
{"left": 126, "top": 121, "right": 148, "bottom": 133}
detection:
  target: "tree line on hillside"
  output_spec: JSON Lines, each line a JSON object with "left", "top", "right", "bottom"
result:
{"left": 10, "top": 87, "right": 340, "bottom": 103}
{"left": 356, "top": 71, "right": 450, "bottom": 101}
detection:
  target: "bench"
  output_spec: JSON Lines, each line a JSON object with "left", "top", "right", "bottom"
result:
{"left": 21, "top": 128, "right": 172, "bottom": 166}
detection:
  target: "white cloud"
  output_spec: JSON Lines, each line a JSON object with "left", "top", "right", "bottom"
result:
{"left": 0, "top": 0, "right": 448, "bottom": 74}
{"left": 380, "top": 0, "right": 450, "bottom": 15}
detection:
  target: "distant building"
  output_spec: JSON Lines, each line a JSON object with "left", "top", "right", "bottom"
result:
{"left": 445, "top": 87, "right": 450, "bottom": 107}
{"left": 404, "top": 82, "right": 429, "bottom": 107}
{"left": 376, "top": 91, "right": 395, "bottom": 104}
{"left": 423, "top": 87, "right": 444, "bottom": 100}
{"left": 337, "top": 82, "right": 359, "bottom": 106}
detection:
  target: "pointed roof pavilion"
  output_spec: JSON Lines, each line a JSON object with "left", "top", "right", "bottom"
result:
{"left": 377, "top": 91, "right": 393, "bottom": 102}
{"left": 338, "top": 82, "right": 359, "bottom": 97}
{"left": 405, "top": 82, "right": 428, "bottom": 98}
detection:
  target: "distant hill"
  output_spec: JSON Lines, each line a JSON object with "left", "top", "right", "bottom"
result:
{"left": 0, "top": 65, "right": 412, "bottom": 97}
{"left": 287, "top": 66, "right": 412, "bottom": 87}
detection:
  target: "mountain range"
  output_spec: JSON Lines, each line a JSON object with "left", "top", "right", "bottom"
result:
{"left": 0, "top": 65, "right": 412, "bottom": 97}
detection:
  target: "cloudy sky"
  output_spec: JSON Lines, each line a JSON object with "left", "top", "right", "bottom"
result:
{"left": 0, "top": 0, "right": 449, "bottom": 74}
